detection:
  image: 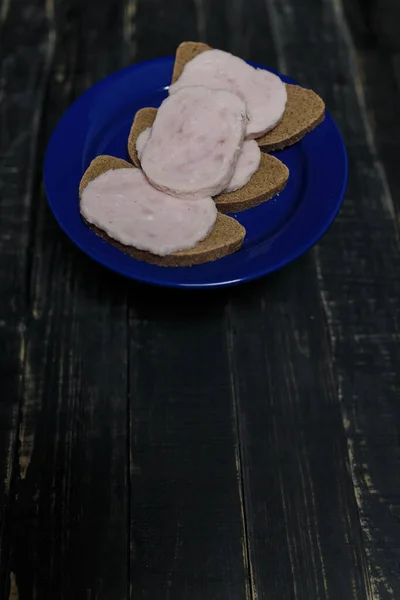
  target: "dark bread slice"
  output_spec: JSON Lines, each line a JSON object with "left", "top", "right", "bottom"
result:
{"left": 79, "top": 155, "right": 132, "bottom": 196}
{"left": 127, "top": 111, "right": 289, "bottom": 213}
{"left": 216, "top": 153, "right": 289, "bottom": 213}
{"left": 127, "top": 107, "right": 158, "bottom": 167}
{"left": 256, "top": 85, "right": 325, "bottom": 151}
{"left": 171, "top": 42, "right": 325, "bottom": 151}
{"left": 128, "top": 109, "right": 156, "bottom": 164}
{"left": 79, "top": 156, "right": 246, "bottom": 267}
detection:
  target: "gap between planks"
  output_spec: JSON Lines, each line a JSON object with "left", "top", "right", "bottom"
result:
{"left": 226, "top": 307, "right": 256, "bottom": 600}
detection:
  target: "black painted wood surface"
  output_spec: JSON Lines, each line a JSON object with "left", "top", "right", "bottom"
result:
{"left": 0, "top": 0, "right": 399, "bottom": 598}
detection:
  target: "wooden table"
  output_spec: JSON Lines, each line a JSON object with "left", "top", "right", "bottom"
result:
{"left": 1, "top": 0, "right": 399, "bottom": 598}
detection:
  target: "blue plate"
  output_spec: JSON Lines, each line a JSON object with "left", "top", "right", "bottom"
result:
{"left": 44, "top": 56, "right": 348, "bottom": 289}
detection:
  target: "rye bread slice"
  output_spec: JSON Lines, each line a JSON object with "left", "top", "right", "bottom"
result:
{"left": 171, "top": 41, "right": 325, "bottom": 151}
{"left": 216, "top": 153, "right": 289, "bottom": 213}
{"left": 79, "top": 155, "right": 133, "bottom": 196}
{"left": 128, "top": 111, "right": 289, "bottom": 213}
{"left": 79, "top": 155, "right": 246, "bottom": 267}
{"left": 127, "top": 107, "right": 157, "bottom": 167}
{"left": 256, "top": 85, "right": 325, "bottom": 151}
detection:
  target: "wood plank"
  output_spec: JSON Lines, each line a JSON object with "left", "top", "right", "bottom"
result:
{"left": 197, "top": 0, "right": 278, "bottom": 61}
{"left": 227, "top": 260, "right": 371, "bottom": 599}
{"left": 134, "top": 0, "right": 199, "bottom": 62}
{"left": 393, "top": 53, "right": 400, "bottom": 91}
{"left": 238, "top": 0, "right": 278, "bottom": 63}
{"left": 128, "top": 291, "right": 249, "bottom": 600}
{"left": 191, "top": 0, "right": 231, "bottom": 52}
{"left": 264, "top": 0, "right": 400, "bottom": 597}
{"left": 0, "top": 0, "right": 56, "bottom": 589}
{"left": 341, "top": 0, "right": 400, "bottom": 217}
{"left": 0, "top": 0, "right": 129, "bottom": 598}
{"left": 369, "top": 0, "right": 400, "bottom": 50}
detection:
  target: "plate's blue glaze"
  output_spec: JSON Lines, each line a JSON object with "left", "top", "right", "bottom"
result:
{"left": 44, "top": 56, "right": 348, "bottom": 289}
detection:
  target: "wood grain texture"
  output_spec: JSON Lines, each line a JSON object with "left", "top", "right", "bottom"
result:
{"left": 0, "top": 0, "right": 129, "bottom": 598}
{"left": 0, "top": 0, "right": 56, "bottom": 591}
{"left": 264, "top": 0, "right": 400, "bottom": 597}
{"left": 0, "top": 0, "right": 399, "bottom": 598}
{"left": 227, "top": 262, "right": 371, "bottom": 599}
{"left": 128, "top": 290, "right": 249, "bottom": 600}
{"left": 134, "top": 0, "right": 199, "bottom": 62}
{"left": 341, "top": 0, "right": 400, "bottom": 217}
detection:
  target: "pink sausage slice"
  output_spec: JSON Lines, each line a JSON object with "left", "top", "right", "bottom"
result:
{"left": 136, "top": 128, "right": 151, "bottom": 161}
{"left": 169, "top": 49, "right": 287, "bottom": 139}
{"left": 140, "top": 86, "right": 247, "bottom": 199}
{"left": 80, "top": 168, "right": 217, "bottom": 256}
{"left": 137, "top": 123, "right": 261, "bottom": 193}
{"left": 224, "top": 140, "right": 261, "bottom": 192}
